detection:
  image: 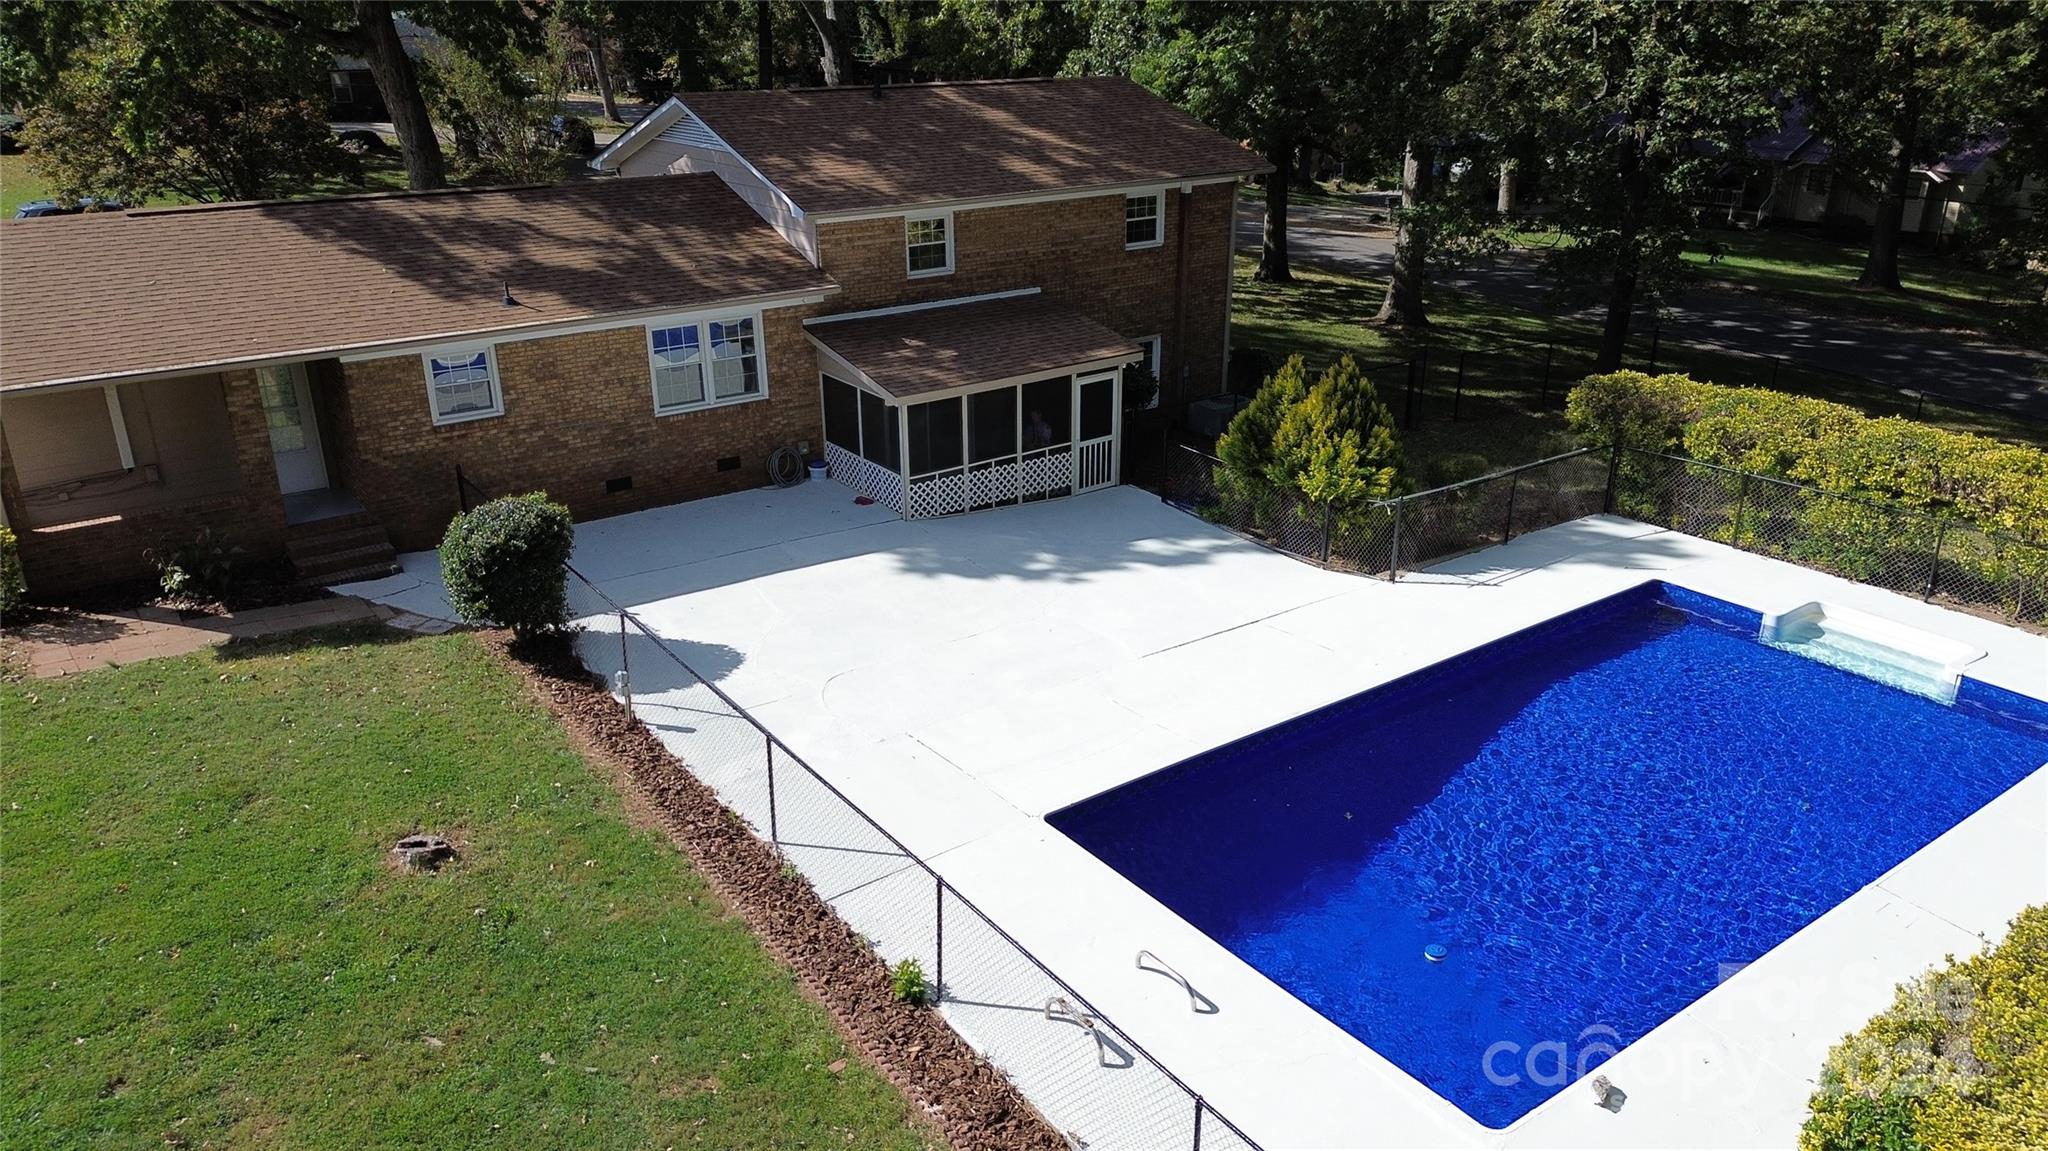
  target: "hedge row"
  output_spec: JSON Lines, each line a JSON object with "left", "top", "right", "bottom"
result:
{"left": 1802, "top": 905, "right": 2047, "bottom": 1151}
{"left": 1566, "top": 372, "right": 2048, "bottom": 544}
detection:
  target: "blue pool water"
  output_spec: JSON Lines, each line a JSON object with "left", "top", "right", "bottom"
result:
{"left": 1047, "top": 582, "right": 2048, "bottom": 1128}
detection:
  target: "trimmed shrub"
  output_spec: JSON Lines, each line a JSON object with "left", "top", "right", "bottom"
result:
{"left": 1218, "top": 353, "right": 1406, "bottom": 523}
{"left": 439, "top": 494, "right": 575, "bottom": 638}
{"left": 1802, "top": 905, "right": 2047, "bottom": 1151}
{"left": 1567, "top": 371, "right": 2048, "bottom": 541}
{"left": 0, "top": 526, "right": 24, "bottom": 613}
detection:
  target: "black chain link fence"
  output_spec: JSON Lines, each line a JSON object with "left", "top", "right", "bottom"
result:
{"left": 453, "top": 467, "right": 1264, "bottom": 1150}
{"left": 1163, "top": 444, "right": 2046, "bottom": 629}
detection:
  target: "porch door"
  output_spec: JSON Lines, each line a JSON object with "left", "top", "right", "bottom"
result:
{"left": 1073, "top": 370, "right": 1119, "bottom": 493}
{"left": 258, "top": 364, "right": 329, "bottom": 494}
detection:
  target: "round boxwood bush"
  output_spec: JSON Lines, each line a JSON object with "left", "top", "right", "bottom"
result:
{"left": 439, "top": 494, "right": 575, "bottom": 638}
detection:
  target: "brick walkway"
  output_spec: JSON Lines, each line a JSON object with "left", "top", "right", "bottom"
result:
{"left": 8, "top": 596, "right": 417, "bottom": 679}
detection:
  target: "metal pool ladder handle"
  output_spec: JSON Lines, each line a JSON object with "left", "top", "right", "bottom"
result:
{"left": 1136, "top": 950, "right": 1217, "bottom": 1014}
{"left": 1044, "top": 996, "right": 1111, "bottom": 1067}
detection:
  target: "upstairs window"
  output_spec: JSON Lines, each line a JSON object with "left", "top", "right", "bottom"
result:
{"left": 1125, "top": 192, "right": 1163, "bottom": 249}
{"left": 423, "top": 345, "right": 503, "bottom": 424}
{"left": 906, "top": 213, "right": 953, "bottom": 277}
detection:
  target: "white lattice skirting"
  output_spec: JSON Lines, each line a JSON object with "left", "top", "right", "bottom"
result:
{"left": 825, "top": 441, "right": 903, "bottom": 512}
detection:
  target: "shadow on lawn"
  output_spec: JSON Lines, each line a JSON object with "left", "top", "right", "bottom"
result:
{"left": 211, "top": 619, "right": 417, "bottom": 661}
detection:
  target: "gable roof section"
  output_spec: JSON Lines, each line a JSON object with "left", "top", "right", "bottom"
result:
{"left": 0, "top": 173, "right": 835, "bottom": 391}
{"left": 596, "top": 77, "right": 1269, "bottom": 218}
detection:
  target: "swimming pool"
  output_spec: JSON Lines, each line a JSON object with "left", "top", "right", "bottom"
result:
{"left": 1047, "top": 581, "right": 2048, "bottom": 1129}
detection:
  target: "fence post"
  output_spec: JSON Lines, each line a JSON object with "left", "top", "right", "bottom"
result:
{"left": 1402, "top": 357, "right": 1417, "bottom": 429}
{"left": 1453, "top": 351, "right": 1467, "bottom": 422}
{"left": 1503, "top": 472, "right": 1521, "bottom": 542}
{"left": 1320, "top": 501, "right": 1334, "bottom": 566}
{"left": 765, "top": 732, "right": 779, "bottom": 844}
{"left": 1388, "top": 499, "right": 1404, "bottom": 581}
{"left": 1602, "top": 444, "right": 1621, "bottom": 515}
{"left": 1769, "top": 357, "right": 1781, "bottom": 391}
{"left": 1539, "top": 343, "right": 1554, "bottom": 408}
{"left": 933, "top": 876, "right": 945, "bottom": 1002}
{"left": 1191, "top": 1097, "right": 1205, "bottom": 1151}
{"left": 617, "top": 611, "right": 632, "bottom": 720}
{"left": 1647, "top": 326, "right": 1661, "bottom": 372}
{"left": 1924, "top": 521, "right": 1947, "bottom": 601}
{"left": 1914, "top": 391, "right": 1928, "bottom": 420}
{"left": 1730, "top": 473, "right": 1749, "bottom": 548}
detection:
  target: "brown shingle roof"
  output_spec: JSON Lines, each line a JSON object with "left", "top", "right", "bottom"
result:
{"left": 808, "top": 293, "right": 1140, "bottom": 399}
{"left": 671, "top": 77, "right": 1268, "bottom": 217}
{"left": 0, "top": 173, "right": 834, "bottom": 390}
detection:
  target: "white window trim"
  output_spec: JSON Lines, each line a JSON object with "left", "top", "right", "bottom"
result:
{"left": 1124, "top": 191, "right": 1165, "bottom": 251}
{"left": 422, "top": 343, "right": 505, "bottom": 426}
{"left": 905, "top": 211, "right": 954, "bottom": 279}
{"left": 646, "top": 308, "right": 771, "bottom": 417}
{"left": 1134, "top": 335, "right": 1163, "bottom": 409}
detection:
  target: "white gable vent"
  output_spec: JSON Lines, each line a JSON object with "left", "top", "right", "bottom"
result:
{"left": 657, "top": 105, "right": 726, "bottom": 152}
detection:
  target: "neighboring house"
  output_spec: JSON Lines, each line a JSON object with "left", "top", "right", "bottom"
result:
{"left": 326, "top": 15, "right": 434, "bottom": 121}
{"left": 1712, "top": 102, "right": 2036, "bottom": 239}
{"left": 0, "top": 77, "right": 1263, "bottom": 596}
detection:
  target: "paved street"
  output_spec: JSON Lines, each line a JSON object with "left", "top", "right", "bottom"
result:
{"left": 1235, "top": 201, "right": 2048, "bottom": 418}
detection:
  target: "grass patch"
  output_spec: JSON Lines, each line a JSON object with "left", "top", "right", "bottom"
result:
{"left": 0, "top": 153, "right": 53, "bottom": 216}
{"left": 0, "top": 625, "right": 935, "bottom": 1150}
{"left": 1229, "top": 254, "right": 2043, "bottom": 485}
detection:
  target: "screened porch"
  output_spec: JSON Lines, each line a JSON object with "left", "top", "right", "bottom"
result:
{"left": 805, "top": 291, "right": 1139, "bottom": 520}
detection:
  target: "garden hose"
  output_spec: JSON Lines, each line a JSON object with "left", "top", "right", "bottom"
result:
{"left": 767, "top": 445, "right": 806, "bottom": 488}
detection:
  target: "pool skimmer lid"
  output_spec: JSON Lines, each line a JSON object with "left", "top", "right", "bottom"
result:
{"left": 1424, "top": 943, "right": 1448, "bottom": 962}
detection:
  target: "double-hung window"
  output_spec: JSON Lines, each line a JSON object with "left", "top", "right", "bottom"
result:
{"left": 905, "top": 213, "right": 953, "bottom": 277}
{"left": 648, "top": 312, "right": 765, "bottom": 415}
{"left": 1124, "top": 191, "right": 1163, "bottom": 249}
{"left": 423, "top": 345, "right": 503, "bottom": 424}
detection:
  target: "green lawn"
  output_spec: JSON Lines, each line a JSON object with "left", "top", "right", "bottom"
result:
{"left": 1680, "top": 228, "right": 2028, "bottom": 339}
{"left": 1, "top": 626, "right": 935, "bottom": 1150}
{"left": 0, "top": 153, "right": 53, "bottom": 215}
{"left": 2, "top": 149, "right": 415, "bottom": 217}
{"left": 1227, "top": 253, "right": 2042, "bottom": 485}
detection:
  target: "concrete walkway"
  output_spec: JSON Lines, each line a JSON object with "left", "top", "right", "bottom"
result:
{"left": 8, "top": 595, "right": 413, "bottom": 678}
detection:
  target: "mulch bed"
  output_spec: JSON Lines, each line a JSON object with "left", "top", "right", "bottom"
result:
{"left": 488, "top": 631, "right": 1070, "bottom": 1151}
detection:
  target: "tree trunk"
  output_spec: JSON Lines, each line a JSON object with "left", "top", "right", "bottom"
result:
{"left": 1496, "top": 160, "right": 1516, "bottom": 215}
{"left": 589, "top": 36, "right": 619, "bottom": 122}
{"left": 801, "top": 1, "right": 858, "bottom": 86}
{"left": 1375, "top": 140, "right": 1434, "bottom": 326}
{"left": 353, "top": 0, "right": 444, "bottom": 190}
{"left": 1595, "top": 264, "right": 1638, "bottom": 371}
{"left": 1256, "top": 135, "right": 1293, "bottom": 284}
{"left": 756, "top": 0, "right": 775, "bottom": 88}
{"left": 1858, "top": 124, "right": 1915, "bottom": 290}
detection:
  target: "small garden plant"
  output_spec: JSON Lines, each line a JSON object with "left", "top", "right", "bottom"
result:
{"left": 145, "top": 526, "right": 242, "bottom": 601}
{"left": 890, "top": 958, "right": 929, "bottom": 1006}
{"left": 440, "top": 493, "right": 575, "bottom": 638}
{"left": 1802, "top": 904, "right": 2046, "bottom": 1151}
{"left": 0, "top": 525, "right": 24, "bottom": 615}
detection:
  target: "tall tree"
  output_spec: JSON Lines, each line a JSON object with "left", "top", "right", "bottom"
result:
{"left": 1475, "top": 0, "right": 1784, "bottom": 370}
{"left": 757, "top": 0, "right": 776, "bottom": 87}
{"left": 218, "top": 1, "right": 534, "bottom": 191}
{"left": 799, "top": 0, "right": 862, "bottom": 85}
{"left": 17, "top": 1, "right": 357, "bottom": 204}
{"left": 1792, "top": 3, "right": 2010, "bottom": 290}
{"left": 1129, "top": 2, "right": 1339, "bottom": 284}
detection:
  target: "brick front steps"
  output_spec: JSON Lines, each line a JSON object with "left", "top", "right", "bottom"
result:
{"left": 286, "top": 511, "right": 400, "bottom": 585}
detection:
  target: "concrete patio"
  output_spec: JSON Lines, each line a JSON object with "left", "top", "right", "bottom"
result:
{"left": 338, "top": 480, "right": 2048, "bottom": 1150}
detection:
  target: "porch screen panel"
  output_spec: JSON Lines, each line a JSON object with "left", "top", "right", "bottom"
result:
{"left": 859, "top": 390, "right": 900, "bottom": 470}
{"left": 1021, "top": 377, "right": 1072, "bottom": 448}
{"left": 823, "top": 376, "right": 861, "bottom": 454}
{"left": 1080, "top": 376, "right": 1115, "bottom": 441}
{"left": 906, "top": 397, "right": 963, "bottom": 475}
{"left": 968, "top": 388, "right": 1017, "bottom": 463}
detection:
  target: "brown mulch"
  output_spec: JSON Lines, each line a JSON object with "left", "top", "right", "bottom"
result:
{"left": 486, "top": 631, "right": 1069, "bottom": 1151}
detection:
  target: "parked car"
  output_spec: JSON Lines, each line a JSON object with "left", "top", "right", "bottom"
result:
{"left": 12, "top": 197, "right": 124, "bottom": 219}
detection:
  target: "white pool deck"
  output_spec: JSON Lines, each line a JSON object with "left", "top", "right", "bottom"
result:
{"left": 339, "top": 482, "right": 2048, "bottom": 1150}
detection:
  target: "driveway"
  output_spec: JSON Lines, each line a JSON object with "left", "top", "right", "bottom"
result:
{"left": 1236, "top": 201, "right": 2048, "bottom": 417}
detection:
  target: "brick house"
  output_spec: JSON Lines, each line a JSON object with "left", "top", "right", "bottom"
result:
{"left": 0, "top": 77, "right": 1262, "bottom": 596}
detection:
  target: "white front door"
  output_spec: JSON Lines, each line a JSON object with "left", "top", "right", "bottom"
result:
{"left": 258, "top": 364, "right": 329, "bottom": 494}
{"left": 1073, "top": 370, "right": 1120, "bottom": 493}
